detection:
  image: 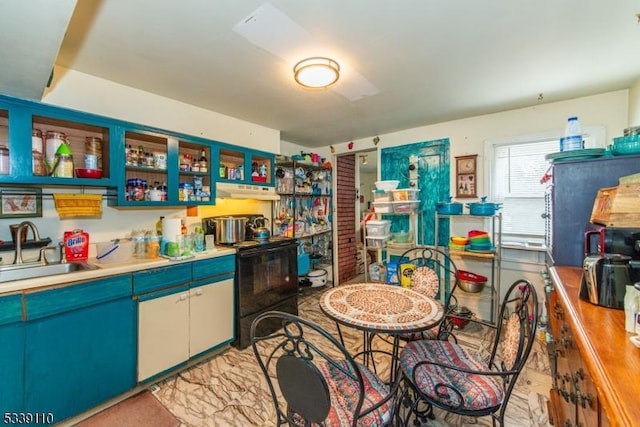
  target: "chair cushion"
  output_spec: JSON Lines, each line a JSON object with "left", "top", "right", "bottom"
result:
{"left": 400, "top": 340, "right": 504, "bottom": 412}
{"left": 396, "top": 326, "right": 439, "bottom": 342}
{"left": 410, "top": 266, "right": 439, "bottom": 297}
{"left": 501, "top": 313, "right": 520, "bottom": 370}
{"left": 315, "top": 360, "right": 393, "bottom": 426}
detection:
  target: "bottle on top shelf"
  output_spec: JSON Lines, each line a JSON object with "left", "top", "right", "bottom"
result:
{"left": 199, "top": 149, "right": 208, "bottom": 173}
{"left": 561, "top": 116, "right": 583, "bottom": 152}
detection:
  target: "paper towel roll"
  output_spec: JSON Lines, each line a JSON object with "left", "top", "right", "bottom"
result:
{"left": 162, "top": 218, "right": 182, "bottom": 243}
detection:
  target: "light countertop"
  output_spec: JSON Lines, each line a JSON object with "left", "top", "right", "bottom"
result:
{"left": 0, "top": 247, "right": 236, "bottom": 295}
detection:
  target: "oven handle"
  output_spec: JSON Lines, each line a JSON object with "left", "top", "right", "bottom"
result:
{"left": 238, "top": 243, "right": 296, "bottom": 257}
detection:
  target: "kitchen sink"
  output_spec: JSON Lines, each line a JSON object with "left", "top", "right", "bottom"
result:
{"left": 0, "top": 261, "right": 99, "bottom": 283}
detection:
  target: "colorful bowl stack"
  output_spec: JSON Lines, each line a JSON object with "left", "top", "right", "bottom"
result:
{"left": 467, "top": 230, "right": 492, "bottom": 251}
{"left": 449, "top": 235, "right": 469, "bottom": 251}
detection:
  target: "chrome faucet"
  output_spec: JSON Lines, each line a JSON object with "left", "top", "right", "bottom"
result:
{"left": 13, "top": 221, "right": 42, "bottom": 264}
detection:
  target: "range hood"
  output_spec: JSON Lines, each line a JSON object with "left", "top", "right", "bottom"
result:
{"left": 215, "top": 182, "right": 280, "bottom": 201}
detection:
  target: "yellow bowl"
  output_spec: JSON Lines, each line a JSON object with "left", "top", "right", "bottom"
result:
{"left": 451, "top": 236, "right": 469, "bottom": 245}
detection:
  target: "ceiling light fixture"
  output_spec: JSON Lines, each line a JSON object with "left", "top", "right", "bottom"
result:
{"left": 294, "top": 57, "right": 340, "bottom": 89}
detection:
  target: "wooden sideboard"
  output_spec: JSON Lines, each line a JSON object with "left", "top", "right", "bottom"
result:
{"left": 548, "top": 266, "right": 640, "bottom": 427}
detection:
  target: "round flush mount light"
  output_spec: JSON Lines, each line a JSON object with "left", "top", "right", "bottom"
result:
{"left": 294, "top": 57, "right": 340, "bottom": 89}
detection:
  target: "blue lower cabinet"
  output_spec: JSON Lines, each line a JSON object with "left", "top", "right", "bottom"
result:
{"left": 24, "top": 276, "right": 136, "bottom": 424}
{"left": 0, "top": 294, "right": 25, "bottom": 415}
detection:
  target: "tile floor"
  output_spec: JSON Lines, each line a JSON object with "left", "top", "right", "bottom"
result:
{"left": 152, "top": 281, "right": 553, "bottom": 426}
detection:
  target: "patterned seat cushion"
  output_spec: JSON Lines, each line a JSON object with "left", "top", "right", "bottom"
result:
{"left": 313, "top": 360, "right": 393, "bottom": 426}
{"left": 396, "top": 326, "right": 439, "bottom": 342}
{"left": 399, "top": 340, "right": 504, "bottom": 412}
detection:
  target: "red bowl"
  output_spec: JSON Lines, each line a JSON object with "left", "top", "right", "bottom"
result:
{"left": 75, "top": 168, "right": 102, "bottom": 179}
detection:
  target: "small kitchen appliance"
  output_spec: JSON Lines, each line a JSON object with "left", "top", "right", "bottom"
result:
{"left": 579, "top": 253, "right": 633, "bottom": 309}
{"left": 584, "top": 223, "right": 640, "bottom": 283}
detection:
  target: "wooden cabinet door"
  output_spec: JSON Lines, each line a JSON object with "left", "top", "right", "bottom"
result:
{"left": 138, "top": 289, "right": 190, "bottom": 381}
{"left": 189, "top": 279, "right": 234, "bottom": 357}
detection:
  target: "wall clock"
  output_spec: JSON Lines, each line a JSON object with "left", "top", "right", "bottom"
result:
{"left": 455, "top": 155, "right": 477, "bottom": 198}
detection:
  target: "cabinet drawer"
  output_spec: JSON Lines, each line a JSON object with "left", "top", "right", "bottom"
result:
{"left": 192, "top": 255, "right": 235, "bottom": 281}
{"left": 25, "top": 274, "right": 132, "bottom": 321}
{"left": 133, "top": 263, "right": 191, "bottom": 295}
{"left": 0, "top": 293, "right": 23, "bottom": 325}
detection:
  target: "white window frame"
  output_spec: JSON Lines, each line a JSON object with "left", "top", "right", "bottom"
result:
{"left": 483, "top": 126, "right": 605, "bottom": 245}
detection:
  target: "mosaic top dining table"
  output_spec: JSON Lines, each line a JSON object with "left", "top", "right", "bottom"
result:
{"left": 319, "top": 282, "right": 445, "bottom": 382}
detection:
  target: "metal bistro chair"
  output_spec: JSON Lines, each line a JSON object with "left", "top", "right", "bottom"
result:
{"left": 395, "top": 246, "right": 462, "bottom": 342}
{"left": 251, "top": 311, "right": 398, "bottom": 427}
{"left": 396, "top": 279, "right": 539, "bottom": 426}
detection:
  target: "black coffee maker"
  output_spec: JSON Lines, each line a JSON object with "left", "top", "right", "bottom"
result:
{"left": 579, "top": 253, "right": 633, "bottom": 309}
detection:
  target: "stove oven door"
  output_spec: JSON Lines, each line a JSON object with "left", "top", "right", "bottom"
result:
{"left": 235, "top": 241, "right": 298, "bottom": 348}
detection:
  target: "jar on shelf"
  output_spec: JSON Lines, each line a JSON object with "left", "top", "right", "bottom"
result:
{"left": 45, "top": 131, "right": 67, "bottom": 171}
{"left": 32, "top": 150, "right": 45, "bottom": 176}
{"left": 32, "top": 129, "right": 43, "bottom": 153}
{"left": 85, "top": 136, "right": 103, "bottom": 170}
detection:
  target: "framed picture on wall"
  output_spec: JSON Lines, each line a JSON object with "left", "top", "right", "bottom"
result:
{"left": 455, "top": 155, "right": 477, "bottom": 198}
{"left": 0, "top": 187, "right": 43, "bottom": 218}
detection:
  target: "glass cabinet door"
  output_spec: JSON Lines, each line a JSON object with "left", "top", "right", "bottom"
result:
{"left": 177, "top": 140, "right": 212, "bottom": 204}
{"left": 33, "top": 115, "right": 111, "bottom": 181}
{"left": 122, "top": 130, "right": 170, "bottom": 204}
{"left": 216, "top": 146, "right": 273, "bottom": 186}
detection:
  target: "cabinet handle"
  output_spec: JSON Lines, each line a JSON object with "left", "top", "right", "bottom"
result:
{"left": 179, "top": 293, "right": 188, "bottom": 301}
{"left": 577, "top": 391, "right": 594, "bottom": 409}
{"left": 574, "top": 368, "right": 584, "bottom": 381}
{"left": 194, "top": 289, "right": 203, "bottom": 297}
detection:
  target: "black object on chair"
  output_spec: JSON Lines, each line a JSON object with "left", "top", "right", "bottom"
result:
{"left": 396, "top": 279, "right": 538, "bottom": 426}
{"left": 250, "top": 311, "right": 398, "bottom": 426}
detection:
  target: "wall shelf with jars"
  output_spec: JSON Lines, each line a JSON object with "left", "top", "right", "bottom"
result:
{"left": 214, "top": 145, "right": 274, "bottom": 186}
{"left": 0, "top": 93, "right": 272, "bottom": 207}
{"left": 0, "top": 95, "right": 116, "bottom": 187}
{"left": 273, "top": 160, "right": 332, "bottom": 239}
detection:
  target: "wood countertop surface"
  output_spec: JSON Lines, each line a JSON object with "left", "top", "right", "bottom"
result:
{"left": 550, "top": 266, "right": 640, "bottom": 427}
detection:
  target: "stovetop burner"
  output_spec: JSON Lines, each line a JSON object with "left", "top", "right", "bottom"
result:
{"left": 220, "top": 235, "right": 296, "bottom": 250}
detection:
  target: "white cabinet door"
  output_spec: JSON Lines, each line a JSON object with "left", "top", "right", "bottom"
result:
{"left": 138, "top": 291, "right": 190, "bottom": 381}
{"left": 189, "top": 279, "right": 234, "bottom": 357}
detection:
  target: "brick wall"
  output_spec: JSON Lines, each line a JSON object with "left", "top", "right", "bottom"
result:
{"left": 336, "top": 155, "right": 357, "bottom": 283}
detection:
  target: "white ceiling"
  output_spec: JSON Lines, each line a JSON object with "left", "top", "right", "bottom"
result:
{"left": 2, "top": 1, "right": 640, "bottom": 148}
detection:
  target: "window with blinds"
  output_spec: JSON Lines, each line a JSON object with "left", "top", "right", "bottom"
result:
{"left": 491, "top": 140, "right": 557, "bottom": 238}
{"left": 487, "top": 126, "right": 605, "bottom": 242}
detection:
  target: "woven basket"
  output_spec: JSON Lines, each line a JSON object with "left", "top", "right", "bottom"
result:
{"left": 53, "top": 194, "right": 102, "bottom": 218}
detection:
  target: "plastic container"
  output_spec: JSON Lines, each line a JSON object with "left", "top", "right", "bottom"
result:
{"left": 392, "top": 201, "right": 419, "bottom": 213}
{"left": 96, "top": 239, "right": 133, "bottom": 264}
{"left": 365, "top": 220, "right": 391, "bottom": 237}
{"left": 372, "top": 201, "right": 394, "bottom": 213}
{"left": 561, "top": 116, "right": 583, "bottom": 151}
{"left": 375, "top": 180, "right": 400, "bottom": 191}
{"left": 372, "top": 190, "right": 392, "bottom": 202}
{"left": 366, "top": 235, "right": 390, "bottom": 248}
{"left": 392, "top": 189, "right": 420, "bottom": 201}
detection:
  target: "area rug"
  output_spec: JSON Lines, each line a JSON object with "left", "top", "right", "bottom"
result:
{"left": 74, "top": 390, "right": 180, "bottom": 427}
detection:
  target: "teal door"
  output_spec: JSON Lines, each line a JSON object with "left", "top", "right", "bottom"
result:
{"left": 381, "top": 138, "right": 450, "bottom": 245}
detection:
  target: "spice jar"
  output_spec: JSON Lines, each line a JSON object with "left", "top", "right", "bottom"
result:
{"left": 45, "top": 131, "right": 67, "bottom": 170}
{"left": 32, "top": 129, "right": 43, "bottom": 153}
{"left": 53, "top": 153, "right": 74, "bottom": 178}
{"left": 32, "top": 151, "right": 45, "bottom": 176}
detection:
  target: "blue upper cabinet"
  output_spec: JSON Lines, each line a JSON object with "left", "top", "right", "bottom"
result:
{"left": 111, "top": 125, "right": 215, "bottom": 207}
{"left": 0, "top": 94, "right": 117, "bottom": 187}
{"left": 213, "top": 144, "right": 274, "bottom": 186}
{"left": 0, "top": 94, "right": 274, "bottom": 205}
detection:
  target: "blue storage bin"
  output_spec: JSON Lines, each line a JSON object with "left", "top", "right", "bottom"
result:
{"left": 298, "top": 252, "right": 310, "bottom": 276}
